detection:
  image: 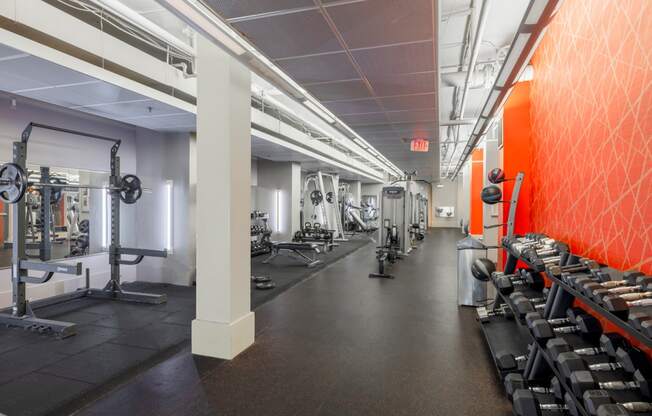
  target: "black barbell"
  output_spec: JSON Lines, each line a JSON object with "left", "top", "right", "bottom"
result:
{"left": 0, "top": 162, "right": 143, "bottom": 205}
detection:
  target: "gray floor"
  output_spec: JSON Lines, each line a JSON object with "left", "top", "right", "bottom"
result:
{"left": 76, "top": 228, "right": 512, "bottom": 416}
{"left": 0, "top": 239, "right": 372, "bottom": 416}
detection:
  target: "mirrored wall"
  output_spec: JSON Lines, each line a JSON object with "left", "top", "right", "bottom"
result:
{"left": 0, "top": 165, "right": 108, "bottom": 268}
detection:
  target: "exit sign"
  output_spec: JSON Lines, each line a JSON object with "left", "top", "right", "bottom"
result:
{"left": 410, "top": 138, "right": 429, "bottom": 152}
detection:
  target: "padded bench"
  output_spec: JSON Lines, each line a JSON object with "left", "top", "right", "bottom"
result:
{"left": 263, "top": 242, "right": 324, "bottom": 268}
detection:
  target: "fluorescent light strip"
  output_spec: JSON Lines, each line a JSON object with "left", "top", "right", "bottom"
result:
{"left": 165, "top": 180, "right": 173, "bottom": 252}
{"left": 275, "top": 189, "right": 281, "bottom": 233}
{"left": 101, "top": 187, "right": 109, "bottom": 248}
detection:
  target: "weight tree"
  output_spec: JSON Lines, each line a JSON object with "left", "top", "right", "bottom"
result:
{"left": 0, "top": 123, "right": 167, "bottom": 338}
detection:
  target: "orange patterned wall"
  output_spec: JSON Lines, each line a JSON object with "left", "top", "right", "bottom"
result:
{"left": 529, "top": 0, "right": 652, "bottom": 274}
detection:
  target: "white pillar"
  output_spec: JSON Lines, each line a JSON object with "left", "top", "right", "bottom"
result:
{"left": 350, "top": 180, "right": 362, "bottom": 204}
{"left": 192, "top": 36, "right": 254, "bottom": 359}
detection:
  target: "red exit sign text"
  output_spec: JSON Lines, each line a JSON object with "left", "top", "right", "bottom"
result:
{"left": 410, "top": 138, "right": 429, "bottom": 152}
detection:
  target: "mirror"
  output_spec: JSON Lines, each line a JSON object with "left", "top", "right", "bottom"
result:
{"left": 0, "top": 165, "right": 108, "bottom": 268}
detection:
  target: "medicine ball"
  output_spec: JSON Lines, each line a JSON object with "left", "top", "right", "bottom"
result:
{"left": 488, "top": 168, "right": 505, "bottom": 184}
{"left": 471, "top": 258, "right": 496, "bottom": 282}
{"left": 481, "top": 185, "right": 502, "bottom": 204}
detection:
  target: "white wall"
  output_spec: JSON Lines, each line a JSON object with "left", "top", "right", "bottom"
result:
{"left": 135, "top": 130, "right": 194, "bottom": 285}
{"left": 254, "top": 159, "right": 300, "bottom": 241}
{"left": 431, "top": 179, "right": 459, "bottom": 228}
{"left": 361, "top": 183, "right": 384, "bottom": 201}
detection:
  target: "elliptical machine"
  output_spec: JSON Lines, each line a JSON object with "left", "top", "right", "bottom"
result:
{"left": 369, "top": 219, "right": 401, "bottom": 279}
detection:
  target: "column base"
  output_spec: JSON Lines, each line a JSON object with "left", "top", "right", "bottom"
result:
{"left": 191, "top": 311, "right": 255, "bottom": 359}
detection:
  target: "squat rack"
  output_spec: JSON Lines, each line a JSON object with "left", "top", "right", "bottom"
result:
{"left": 0, "top": 123, "right": 167, "bottom": 338}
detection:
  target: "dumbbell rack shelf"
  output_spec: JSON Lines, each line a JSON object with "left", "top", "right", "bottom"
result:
{"left": 477, "top": 312, "right": 532, "bottom": 379}
{"left": 545, "top": 269, "right": 652, "bottom": 350}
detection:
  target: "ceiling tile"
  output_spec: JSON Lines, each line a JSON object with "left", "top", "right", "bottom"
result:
{"left": 380, "top": 93, "right": 437, "bottom": 111}
{"left": 0, "top": 44, "right": 23, "bottom": 59}
{"left": 0, "top": 57, "right": 95, "bottom": 92}
{"left": 353, "top": 41, "right": 434, "bottom": 77}
{"left": 339, "top": 113, "right": 390, "bottom": 126}
{"left": 327, "top": 0, "right": 433, "bottom": 49}
{"left": 306, "top": 79, "right": 371, "bottom": 101}
{"left": 386, "top": 109, "right": 437, "bottom": 124}
{"left": 369, "top": 72, "right": 436, "bottom": 97}
{"left": 277, "top": 52, "right": 358, "bottom": 84}
{"left": 232, "top": 10, "right": 341, "bottom": 59}
{"left": 204, "top": 0, "right": 315, "bottom": 19}
{"left": 323, "top": 98, "right": 382, "bottom": 115}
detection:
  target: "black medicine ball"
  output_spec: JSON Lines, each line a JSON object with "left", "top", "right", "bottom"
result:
{"left": 488, "top": 168, "right": 505, "bottom": 184}
{"left": 472, "top": 258, "right": 496, "bottom": 282}
{"left": 481, "top": 185, "right": 503, "bottom": 204}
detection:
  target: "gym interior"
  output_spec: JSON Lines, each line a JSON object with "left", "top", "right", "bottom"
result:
{"left": 0, "top": 1, "right": 649, "bottom": 415}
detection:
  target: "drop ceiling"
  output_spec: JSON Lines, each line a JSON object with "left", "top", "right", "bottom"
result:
{"left": 202, "top": 0, "right": 529, "bottom": 181}
{"left": 0, "top": 43, "right": 196, "bottom": 131}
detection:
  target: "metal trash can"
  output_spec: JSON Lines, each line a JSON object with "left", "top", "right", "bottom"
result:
{"left": 457, "top": 235, "right": 488, "bottom": 306}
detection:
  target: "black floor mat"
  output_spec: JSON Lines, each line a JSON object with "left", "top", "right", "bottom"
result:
{"left": 0, "top": 237, "right": 371, "bottom": 416}
{"left": 251, "top": 236, "right": 371, "bottom": 307}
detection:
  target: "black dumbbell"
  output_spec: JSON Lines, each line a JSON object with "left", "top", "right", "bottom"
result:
{"left": 548, "top": 259, "right": 601, "bottom": 276}
{"left": 496, "top": 270, "right": 545, "bottom": 295}
{"left": 510, "top": 293, "right": 548, "bottom": 319}
{"left": 628, "top": 312, "right": 652, "bottom": 331}
{"left": 589, "top": 277, "right": 652, "bottom": 304}
{"left": 546, "top": 333, "right": 628, "bottom": 361}
{"left": 525, "top": 307, "right": 587, "bottom": 330}
{"left": 572, "top": 270, "right": 642, "bottom": 292}
{"left": 596, "top": 403, "right": 652, "bottom": 415}
{"left": 476, "top": 304, "right": 513, "bottom": 322}
{"left": 557, "top": 346, "right": 647, "bottom": 380}
{"left": 603, "top": 292, "right": 652, "bottom": 320}
{"left": 577, "top": 271, "right": 646, "bottom": 297}
{"left": 570, "top": 369, "right": 652, "bottom": 399}
{"left": 584, "top": 390, "right": 652, "bottom": 415}
{"left": 505, "top": 373, "right": 564, "bottom": 401}
{"left": 513, "top": 389, "right": 569, "bottom": 416}
{"left": 496, "top": 351, "right": 528, "bottom": 372}
{"left": 531, "top": 314, "right": 602, "bottom": 344}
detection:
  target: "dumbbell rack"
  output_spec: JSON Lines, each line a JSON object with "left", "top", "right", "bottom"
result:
{"left": 545, "top": 269, "right": 652, "bottom": 350}
{"left": 476, "top": 243, "right": 545, "bottom": 379}
{"left": 479, "top": 237, "right": 652, "bottom": 416}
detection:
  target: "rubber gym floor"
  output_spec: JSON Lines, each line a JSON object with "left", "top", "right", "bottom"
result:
{"left": 73, "top": 228, "right": 511, "bottom": 416}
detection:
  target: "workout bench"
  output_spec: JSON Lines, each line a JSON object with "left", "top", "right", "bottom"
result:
{"left": 263, "top": 242, "right": 324, "bottom": 268}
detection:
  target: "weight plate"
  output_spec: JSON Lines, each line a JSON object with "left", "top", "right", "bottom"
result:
{"left": 119, "top": 174, "right": 142, "bottom": 204}
{"left": 0, "top": 163, "right": 27, "bottom": 204}
{"left": 309, "top": 190, "right": 323, "bottom": 206}
{"left": 78, "top": 219, "right": 89, "bottom": 234}
{"left": 325, "top": 191, "right": 334, "bottom": 203}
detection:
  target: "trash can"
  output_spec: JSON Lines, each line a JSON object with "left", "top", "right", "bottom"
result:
{"left": 457, "top": 235, "right": 488, "bottom": 306}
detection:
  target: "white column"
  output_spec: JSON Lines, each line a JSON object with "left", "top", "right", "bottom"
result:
{"left": 192, "top": 36, "right": 254, "bottom": 359}
{"left": 350, "top": 180, "right": 362, "bottom": 204}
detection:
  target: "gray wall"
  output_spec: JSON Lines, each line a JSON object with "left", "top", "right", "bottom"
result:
{"left": 135, "top": 129, "right": 194, "bottom": 285}
{"left": 431, "top": 179, "right": 459, "bottom": 228}
{"left": 254, "top": 159, "right": 301, "bottom": 241}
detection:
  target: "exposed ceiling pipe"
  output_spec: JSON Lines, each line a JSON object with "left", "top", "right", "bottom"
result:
{"left": 441, "top": 71, "right": 488, "bottom": 89}
{"left": 458, "top": 0, "right": 491, "bottom": 117}
{"left": 444, "top": 0, "right": 491, "bottom": 176}
{"left": 90, "top": 0, "right": 195, "bottom": 57}
{"left": 440, "top": 0, "right": 476, "bottom": 168}
{"left": 440, "top": 119, "right": 476, "bottom": 126}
